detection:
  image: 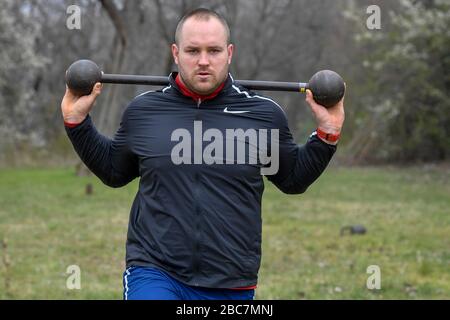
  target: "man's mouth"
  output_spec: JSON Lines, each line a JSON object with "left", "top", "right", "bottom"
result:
{"left": 196, "top": 72, "right": 212, "bottom": 81}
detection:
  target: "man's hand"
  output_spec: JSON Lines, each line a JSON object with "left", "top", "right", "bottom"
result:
{"left": 61, "top": 83, "right": 102, "bottom": 124}
{"left": 305, "top": 88, "right": 345, "bottom": 137}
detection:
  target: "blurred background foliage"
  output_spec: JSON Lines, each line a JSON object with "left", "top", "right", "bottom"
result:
{"left": 0, "top": 0, "right": 449, "bottom": 167}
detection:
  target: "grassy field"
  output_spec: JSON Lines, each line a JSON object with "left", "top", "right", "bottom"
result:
{"left": 0, "top": 165, "right": 449, "bottom": 299}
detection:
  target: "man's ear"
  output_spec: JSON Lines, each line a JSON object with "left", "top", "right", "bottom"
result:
{"left": 227, "top": 44, "right": 234, "bottom": 65}
{"left": 172, "top": 44, "right": 179, "bottom": 65}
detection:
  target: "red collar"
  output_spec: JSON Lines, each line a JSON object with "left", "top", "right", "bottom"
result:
{"left": 175, "top": 74, "right": 225, "bottom": 101}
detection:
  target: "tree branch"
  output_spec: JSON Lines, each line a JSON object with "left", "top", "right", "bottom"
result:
{"left": 99, "top": 0, "right": 127, "bottom": 47}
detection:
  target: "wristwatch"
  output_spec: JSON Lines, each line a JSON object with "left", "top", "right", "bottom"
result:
{"left": 316, "top": 127, "right": 340, "bottom": 143}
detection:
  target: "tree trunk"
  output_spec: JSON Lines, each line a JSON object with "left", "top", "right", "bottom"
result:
{"left": 76, "top": 0, "right": 128, "bottom": 176}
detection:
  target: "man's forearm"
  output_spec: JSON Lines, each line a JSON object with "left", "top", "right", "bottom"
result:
{"left": 270, "top": 134, "right": 336, "bottom": 194}
{"left": 65, "top": 115, "right": 136, "bottom": 187}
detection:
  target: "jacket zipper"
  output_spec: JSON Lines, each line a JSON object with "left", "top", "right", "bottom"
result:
{"left": 192, "top": 97, "right": 202, "bottom": 286}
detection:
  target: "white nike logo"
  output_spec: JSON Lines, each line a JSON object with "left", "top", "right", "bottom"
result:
{"left": 223, "top": 107, "right": 250, "bottom": 114}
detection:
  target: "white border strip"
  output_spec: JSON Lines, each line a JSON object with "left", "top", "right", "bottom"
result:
{"left": 231, "top": 84, "right": 286, "bottom": 114}
{"left": 124, "top": 266, "right": 132, "bottom": 300}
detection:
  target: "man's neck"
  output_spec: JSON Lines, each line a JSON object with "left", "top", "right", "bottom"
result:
{"left": 175, "top": 74, "right": 226, "bottom": 101}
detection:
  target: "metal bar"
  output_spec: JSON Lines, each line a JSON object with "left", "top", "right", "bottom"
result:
{"left": 101, "top": 73, "right": 308, "bottom": 92}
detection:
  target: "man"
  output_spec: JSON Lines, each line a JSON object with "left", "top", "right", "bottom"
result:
{"left": 61, "top": 8, "right": 345, "bottom": 300}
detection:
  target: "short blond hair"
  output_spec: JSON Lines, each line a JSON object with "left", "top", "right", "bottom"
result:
{"left": 175, "top": 8, "right": 231, "bottom": 45}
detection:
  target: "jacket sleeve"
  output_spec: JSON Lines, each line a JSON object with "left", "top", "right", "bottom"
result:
{"left": 266, "top": 105, "right": 337, "bottom": 194}
{"left": 64, "top": 108, "right": 139, "bottom": 188}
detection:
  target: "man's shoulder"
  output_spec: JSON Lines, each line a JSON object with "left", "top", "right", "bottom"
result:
{"left": 119, "top": 88, "right": 175, "bottom": 121}
{"left": 127, "top": 86, "right": 175, "bottom": 108}
{"left": 132, "top": 88, "right": 170, "bottom": 102}
{"left": 228, "top": 84, "right": 287, "bottom": 116}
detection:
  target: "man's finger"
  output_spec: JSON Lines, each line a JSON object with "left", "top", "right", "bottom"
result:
{"left": 78, "top": 83, "right": 102, "bottom": 109}
{"left": 91, "top": 82, "right": 102, "bottom": 97}
{"left": 305, "top": 89, "right": 324, "bottom": 114}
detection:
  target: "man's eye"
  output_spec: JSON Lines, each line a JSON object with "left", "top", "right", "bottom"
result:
{"left": 187, "top": 49, "right": 199, "bottom": 54}
{"left": 210, "top": 49, "right": 221, "bottom": 54}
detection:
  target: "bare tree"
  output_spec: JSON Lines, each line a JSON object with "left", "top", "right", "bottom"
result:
{"left": 96, "top": 0, "right": 129, "bottom": 137}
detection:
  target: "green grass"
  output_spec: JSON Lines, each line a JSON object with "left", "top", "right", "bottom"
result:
{"left": 0, "top": 165, "right": 449, "bottom": 299}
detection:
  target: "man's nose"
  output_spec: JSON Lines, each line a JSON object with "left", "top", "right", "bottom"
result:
{"left": 198, "top": 52, "right": 209, "bottom": 66}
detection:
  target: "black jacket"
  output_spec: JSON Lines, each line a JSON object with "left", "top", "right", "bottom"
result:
{"left": 65, "top": 72, "right": 336, "bottom": 289}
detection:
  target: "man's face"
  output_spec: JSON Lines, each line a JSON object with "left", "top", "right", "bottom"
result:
{"left": 172, "top": 17, "right": 233, "bottom": 95}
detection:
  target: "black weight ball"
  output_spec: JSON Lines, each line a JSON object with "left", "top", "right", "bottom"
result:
{"left": 308, "top": 70, "right": 345, "bottom": 108}
{"left": 65, "top": 59, "right": 102, "bottom": 96}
